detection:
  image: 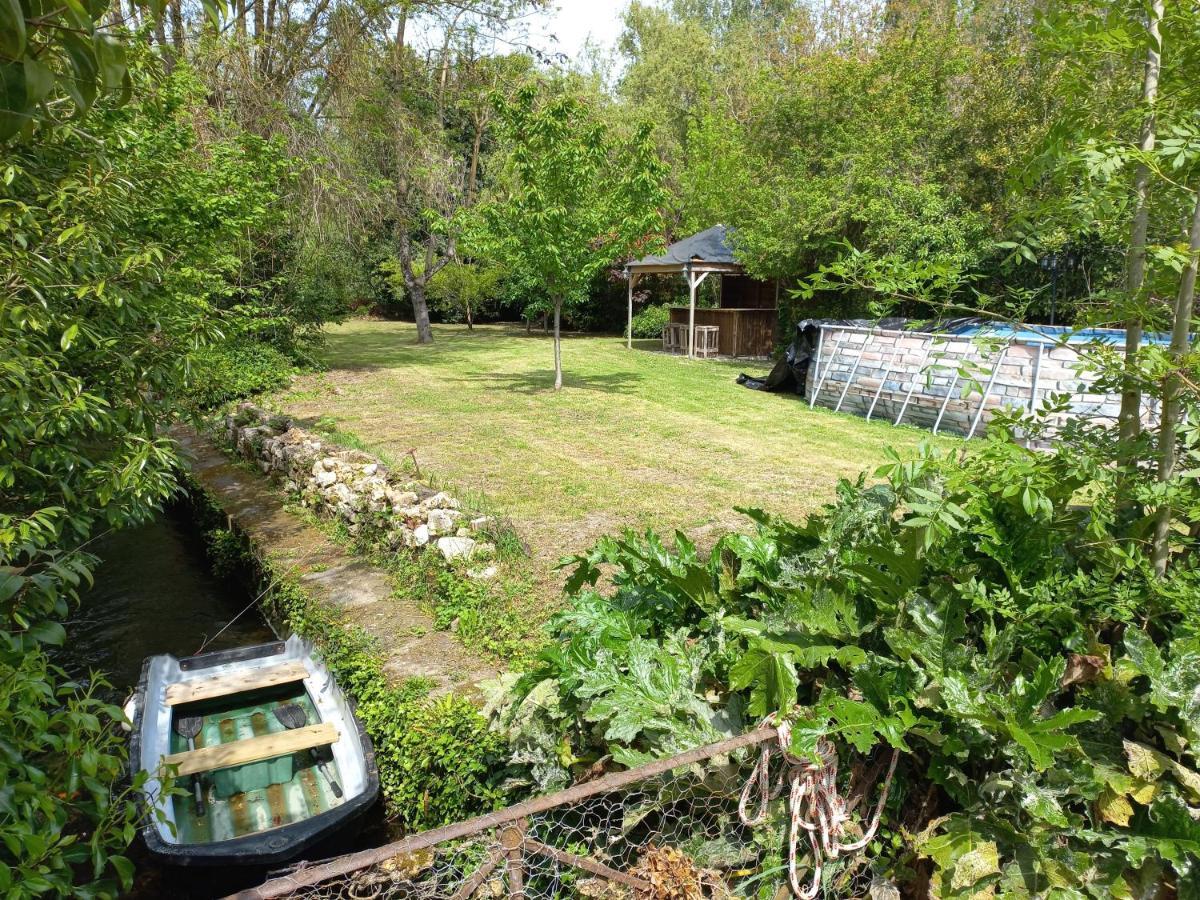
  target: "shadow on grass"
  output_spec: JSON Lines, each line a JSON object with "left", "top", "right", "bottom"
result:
{"left": 470, "top": 368, "right": 645, "bottom": 395}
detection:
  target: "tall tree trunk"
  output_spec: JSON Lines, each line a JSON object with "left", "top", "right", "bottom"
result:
{"left": 466, "top": 114, "right": 484, "bottom": 206}
{"left": 235, "top": 0, "right": 246, "bottom": 37}
{"left": 1118, "top": 0, "right": 1165, "bottom": 455}
{"left": 397, "top": 233, "right": 434, "bottom": 344}
{"left": 410, "top": 280, "right": 435, "bottom": 344}
{"left": 395, "top": 4, "right": 408, "bottom": 57}
{"left": 153, "top": 7, "right": 168, "bottom": 50}
{"left": 253, "top": 0, "right": 263, "bottom": 54}
{"left": 465, "top": 299, "right": 473, "bottom": 330}
{"left": 553, "top": 299, "right": 563, "bottom": 391}
{"left": 1150, "top": 189, "right": 1200, "bottom": 575}
{"left": 169, "top": 0, "right": 184, "bottom": 64}
{"left": 261, "top": 0, "right": 277, "bottom": 74}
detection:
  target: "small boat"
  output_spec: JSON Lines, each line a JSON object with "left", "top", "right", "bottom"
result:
{"left": 127, "top": 635, "right": 379, "bottom": 865}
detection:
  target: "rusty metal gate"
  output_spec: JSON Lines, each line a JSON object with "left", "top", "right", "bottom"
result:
{"left": 227, "top": 723, "right": 894, "bottom": 900}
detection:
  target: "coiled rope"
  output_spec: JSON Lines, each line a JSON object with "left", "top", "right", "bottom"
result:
{"left": 738, "top": 712, "right": 900, "bottom": 899}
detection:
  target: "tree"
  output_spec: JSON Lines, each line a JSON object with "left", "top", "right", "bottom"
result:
{"left": 427, "top": 260, "right": 506, "bottom": 328}
{"left": 479, "top": 82, "right": 665, "bottom": 389}
{"left": 1118, "top": 0, "right": 1165, "bottom": 465}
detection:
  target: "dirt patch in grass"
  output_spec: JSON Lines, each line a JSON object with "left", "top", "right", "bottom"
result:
{"left": 273, "top": 321, "right": 951, "bottom": 623}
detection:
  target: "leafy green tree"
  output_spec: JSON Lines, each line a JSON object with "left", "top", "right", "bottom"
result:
{"left": 427, "top": 260, "right": 506, "bottom": 329}
{"left": 2, "top": 9, "right": 300, "bottom": 891}
{"left": 478, "top": 82, "right": 666, "bottom": 389}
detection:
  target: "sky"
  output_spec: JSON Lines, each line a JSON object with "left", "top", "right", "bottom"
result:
{"left": 410, "top": 0, "right": 645, "bottom": 81}
{"left": 530, "top": 0, "right": 631, "bottom": 63}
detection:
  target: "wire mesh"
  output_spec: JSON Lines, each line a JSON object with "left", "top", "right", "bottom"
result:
{"left": 237, "top": 729, "right": 829, "bottom": 900}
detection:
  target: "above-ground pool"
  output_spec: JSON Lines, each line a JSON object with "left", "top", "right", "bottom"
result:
{"left": 949, "top": 322, "right": 1174, "bottom": 346}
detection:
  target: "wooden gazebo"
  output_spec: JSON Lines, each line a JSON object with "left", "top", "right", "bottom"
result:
{"left": 624, "top": 225, "right": 778, "bottom": 358}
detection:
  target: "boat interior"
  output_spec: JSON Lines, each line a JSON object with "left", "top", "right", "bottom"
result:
{"left": 165, "top": 682, "right": 344, "bottom": 844}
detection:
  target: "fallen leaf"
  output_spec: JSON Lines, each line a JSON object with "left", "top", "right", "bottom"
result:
{"left": 1061, "top": 653, "right": 1106, "bottom": 688}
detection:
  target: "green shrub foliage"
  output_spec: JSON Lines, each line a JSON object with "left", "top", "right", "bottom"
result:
{"left": 627, "top": 303, "right": 671, "bottom": 340}
{"left": 499, "top": 411, "right": 1200, "bottom": 896}
{"left": 185, "top": 343, "right": 298, "bottom": 410}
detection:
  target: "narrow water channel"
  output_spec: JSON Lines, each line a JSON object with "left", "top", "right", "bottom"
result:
{"left": 63, "top": 507, "right": 278, "bottom": 897}
{"left": 66, "top": 509, "right": 275, "bottom": 694}
{"left": 63, "top": 506, "right": 389, "bottom": 898}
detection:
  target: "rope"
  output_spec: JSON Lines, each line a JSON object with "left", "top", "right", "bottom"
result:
{"left": 738, "top": 712, "right": 900, "bottom": 899}
{"left": 194, "top": 542, "right": 325, "bottom": 656}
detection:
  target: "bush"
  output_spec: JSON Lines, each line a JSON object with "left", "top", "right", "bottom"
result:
{"left": 185, "top": 342, "right": 297, "bottom": 409}
{"left": 627, "top": 303, "right": 671, "bottom": 339}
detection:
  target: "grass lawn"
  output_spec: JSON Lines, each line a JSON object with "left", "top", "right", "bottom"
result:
{"left": 276, "top": 321, "right": 948, "bottom": 587}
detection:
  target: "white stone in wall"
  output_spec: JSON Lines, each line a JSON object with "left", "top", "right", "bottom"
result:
{"left": 426, "top": 508, "right": 461, "bottom": 535}
{"left": 386, "top": 489, "right": 419, "bottom": 509}
{"left": 436, "top": 536, "right": 476, "bottom": 561}
{"left": 421, "top": 492, "right": 459, "bottom": 511}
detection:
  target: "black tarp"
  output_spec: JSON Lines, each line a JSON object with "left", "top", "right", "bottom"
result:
{"left": 736, "top": 317, "right": 985, "bottom": 395}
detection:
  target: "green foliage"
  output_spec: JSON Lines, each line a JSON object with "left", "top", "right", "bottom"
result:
{"left": 184, "top": 342, "right": 298, "bottom": 410}
{"left": 203, "top": 527, "right": 250, "bottom": 580}
{"left": 0, "top": 632, "right": 157, "bottom": 899}
{"left": 481, "top": 81, "right": 665, "bottom": 307}
{"left": 426, "top": 260, "right": 506, "bottom": 327}
{"left": 1, "top": 43, "right": 233, "bottom": 899}
{"left": 472, "top": 79, "right": 666, "bottom": 383}
{"left": 499, "top": 412, "right": 1200, "bottom": 895}
{"left": 431, "top": 569, "right": 534, "bottom": 663}
{"left": 617, "top": 1, "right": 1038, "bottom": 317}
{"left": 627, "top": 303, "right": 671, "bottom": 339}
{"left": 1, "top": 13, "right": 344, "bottom": 891}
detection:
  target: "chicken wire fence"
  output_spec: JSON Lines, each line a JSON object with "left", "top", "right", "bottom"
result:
{"left": 229, "top": 725, "right": 897, "bottom": 900}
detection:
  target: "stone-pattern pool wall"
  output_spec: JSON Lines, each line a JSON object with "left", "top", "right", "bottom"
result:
{"left": 805, "top": 325, "right": 1136, "bottom": 437}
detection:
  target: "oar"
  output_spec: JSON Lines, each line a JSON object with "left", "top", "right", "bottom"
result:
{"left": 273, "top": 704, "right": 343, "bottom": 798}
{"left": 174, "top": 715, "right": 206, "bottom": 817}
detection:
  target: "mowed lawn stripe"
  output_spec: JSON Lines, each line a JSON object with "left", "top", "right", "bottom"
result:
{"left": 275, "top": 321, "right": 945, "bottom": 565}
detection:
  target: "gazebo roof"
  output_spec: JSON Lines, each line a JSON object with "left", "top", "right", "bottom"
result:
{"left": 626, "top": 224, "right": 743, "bottom": 273}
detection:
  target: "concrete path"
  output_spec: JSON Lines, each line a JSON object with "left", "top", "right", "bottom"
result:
{"left": 176, "top": 427, "right": 499, "bottom": 696}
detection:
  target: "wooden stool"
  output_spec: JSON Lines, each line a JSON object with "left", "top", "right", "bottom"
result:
{"left": 693, "top": 325, "right": 719, "bottom": 358}
{"left": 662, "top": 323, "right": 686, "bottom": 354}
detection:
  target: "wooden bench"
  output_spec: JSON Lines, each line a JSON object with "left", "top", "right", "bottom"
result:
{"left": 165, "top": 661, "right": 309, "bottom": 707}
{"left": 160, "top": 722, "right": 339, "bottom": 777}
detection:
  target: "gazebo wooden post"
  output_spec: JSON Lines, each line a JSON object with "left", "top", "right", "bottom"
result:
{"left": 685, "top": 268, "right": 710, "bottom": 359}
{"left": 687, "top": 264, "right": 696, "bottom": 358}
{"left": 626, "top": 270, "right": 637, "bottom": 350}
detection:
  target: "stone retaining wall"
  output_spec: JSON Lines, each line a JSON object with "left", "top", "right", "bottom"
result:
{"left": 806, "top": 326, "right": 1135, "bottom": 437}
{"left": 224, "top": 404, "right": 494, "bottom": 564}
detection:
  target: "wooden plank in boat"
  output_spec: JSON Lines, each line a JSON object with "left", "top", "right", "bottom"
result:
{"left": 161, "top": 723, "right": 339, "bottom": 777}
{"left": 164, "top": 661, "right": 309, "bottom": 707}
